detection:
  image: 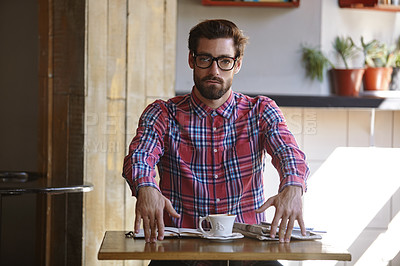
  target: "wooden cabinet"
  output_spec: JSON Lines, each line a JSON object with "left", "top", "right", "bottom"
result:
{"left": 201, "top": 0, "right": 300, "bottom": 8}
{"left": 338, "top": 0, "right": 400, "bottom": 11}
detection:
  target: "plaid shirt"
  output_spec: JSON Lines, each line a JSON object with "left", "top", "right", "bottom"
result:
{"left": 123, "top": 90, "right": 309, "bottom": 228}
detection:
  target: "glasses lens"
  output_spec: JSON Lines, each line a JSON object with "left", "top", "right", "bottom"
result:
{"left": 195, "top": 55, "right": 213, "bottom": 68}
{"left": 217, "top": 57, "right": 235, "bottom": 71}
{"left": 195, "top": 55, "right": 235, "bottom": 71}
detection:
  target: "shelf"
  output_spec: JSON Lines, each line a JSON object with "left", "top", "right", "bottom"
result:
{"left": 259, "top": 94, "right": 386, "bottom": 108}
{"left": 349, "top": 4, "right": 400, "bottom": 11}
{"left": 338, "top": 0, "right": 400, "bottom": 12}
{"left": 201, "top": 0, "right": 300, "bottom": 8}
{"left": 176, "top": 92, "right": 400, "bottom": 109}
{"left": 262, "top": 94, "right": 400, "bottom": 109}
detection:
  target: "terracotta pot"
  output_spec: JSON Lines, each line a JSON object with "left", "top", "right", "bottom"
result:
{"left": 363, "top": 67, "right": 393, "bottom": 91}
{"left": 330, "top": 68, "right": 365, "bottom": 97}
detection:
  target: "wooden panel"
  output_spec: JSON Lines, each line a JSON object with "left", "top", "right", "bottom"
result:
{"left": 303, "top": 109, "right": 348, "bottom": 161}
{"left": 105, "top": 101, "right": 127, "bottom": 230}
{"left": 348, "top": 109, "right": 371, "bottom": 147}
{"left": 52, "top": 0, "right": 85, "bottom": 96}
{"left": 107, "top": 0, "right": 127, "bottom": 100}
{"left": 125, "top": 1, "right": 147, "bottom": 243}
{"left": 85, "top": 1, "right": 177, "bottom": 265}
{"left": 394, "top": 111, "right": 400, "bottom": 147}
{"left": 85, "top": 0, "right": 108, "bottom": 265}
{"left": 67, "top": 94, "right": 85, "bottom": 184}
{"left": 37, "top": 0, "right": 86, "bottom": 265}
{"left": 48, "top": 94, "right": 69, "bottom": 266}
{"left": 126, "top": 0, "right": 147, "bottom": 143}
{"left": 164, "top": 0, "right": 178, "bottom": 99}
{"left": 145, "top": 0, "right": 165, "bottom": 98}
{"left": 106, "top": 0, "right": 127, "bottom": 236}
{"left": 375, "top": 111, "right": 393, "bottom": 147}
{"left": 37, "top": 0, "right": 51, "bottom": 263}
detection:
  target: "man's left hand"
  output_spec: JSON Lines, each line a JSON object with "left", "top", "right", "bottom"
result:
{"left": 256, "top": 186, "right": 305, "bottom": 242}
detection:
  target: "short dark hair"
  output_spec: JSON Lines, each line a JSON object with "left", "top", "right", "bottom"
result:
{"left": 188, "top": 19, "right": 248, "bottom": 58}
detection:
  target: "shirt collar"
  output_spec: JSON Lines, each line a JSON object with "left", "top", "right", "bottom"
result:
{"left": 190, "top": 88, "right": 235, "bottom": 120}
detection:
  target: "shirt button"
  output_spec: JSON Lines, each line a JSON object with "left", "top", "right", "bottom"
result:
{"left": 213, "top": 148, "right": 217, "bottom": 153}
{"left": 213, "top": 127, "right": 217, "bottom": 131}
{"left": 216, "top": 198, "right": 220, "bottom": 203}
{"left": 214, "top": 174, "right": 218, "bottom": 179}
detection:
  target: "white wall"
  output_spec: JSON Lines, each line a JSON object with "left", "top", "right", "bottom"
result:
{"left": 176, "top": 0, "right": 400, "bottom": 96}
{"left": 264, "top": 107, "right": 400, "bottom": 266}
{"left": 320, "top": 0, "right": 400, "bottom": 94}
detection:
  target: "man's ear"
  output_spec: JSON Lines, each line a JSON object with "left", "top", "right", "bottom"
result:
{"left": 188, "top": 51, "right": 195, "bottom": 69}
{"left": 234, "top": 57, "right": 242, "bottom": 74}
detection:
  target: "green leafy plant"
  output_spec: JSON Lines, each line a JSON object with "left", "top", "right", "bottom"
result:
{"left": 332, "top": 36, "right": 358, "bottom": 69}
{"left": 395, "top": 36, "right": 400, "bottom": 68}
{"left": 361, "top": 37, "right": 397, "bottom": 68}
{"left": 301, "top": 36, "right": 357, "bottom": 82}
{"left": 301, "top": 46, "right": 333, "bottom": 82}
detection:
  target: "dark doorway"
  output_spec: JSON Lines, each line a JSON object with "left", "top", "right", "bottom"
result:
{"left": 0, "top": 0, "right": 85, "bottom": 265}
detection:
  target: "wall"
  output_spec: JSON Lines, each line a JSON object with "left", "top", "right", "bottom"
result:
{"left": 176, "top": 0, "right": 400, "bottom": 96}
{"left": 263, "top": 107, "right": 400, "bottom": 266}
{"left": 84, "top": 0, "right": 177, "bottom": 265}
{"left": 320, "top": 0, "right": 400, "bottom": 94}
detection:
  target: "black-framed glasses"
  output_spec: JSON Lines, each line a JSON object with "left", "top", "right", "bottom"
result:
{"left": 193, "top": 53, "right": 237, "bottom": 71}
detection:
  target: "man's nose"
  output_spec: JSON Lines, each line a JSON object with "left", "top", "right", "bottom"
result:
{"left": 208, "top": 60, "right": 220, "bottom": 74}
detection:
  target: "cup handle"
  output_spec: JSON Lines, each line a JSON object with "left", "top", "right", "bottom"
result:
{"left": 198, "top": 216, "right": 210, "bottom": 236}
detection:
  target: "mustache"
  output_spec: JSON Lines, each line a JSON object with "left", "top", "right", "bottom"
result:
{"left": 201, "top": 75, "right": 223, "bottom": 83}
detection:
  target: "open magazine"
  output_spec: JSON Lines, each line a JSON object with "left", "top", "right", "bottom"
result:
{"left": 131, "top": 223, "right": 323, "bottom": 240}
{"left": 233, "top": 222, "right": 323, "bottom": 241}
{"left": 133, "top": 227, "right": 203, "bottom": 238}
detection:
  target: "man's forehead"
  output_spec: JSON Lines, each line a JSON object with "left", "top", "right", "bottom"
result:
{"left": 196, "top": 38, "right": 235, "bottom": 57}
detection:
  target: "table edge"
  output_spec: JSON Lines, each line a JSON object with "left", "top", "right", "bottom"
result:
{"left": 97, "top": 231, "right": 352, "bottom": 261}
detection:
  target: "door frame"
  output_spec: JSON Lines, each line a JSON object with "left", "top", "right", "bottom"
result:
{"left": 38, "top": 0, "right": 85, "bottom": 264}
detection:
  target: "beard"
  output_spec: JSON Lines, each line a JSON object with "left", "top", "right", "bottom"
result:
{"left": 193, "top": 72, "right": 232, "bottom": 100}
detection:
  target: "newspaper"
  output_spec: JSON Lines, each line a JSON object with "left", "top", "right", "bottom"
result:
{"left": 233, "top": 222, "right": 322, "bottom": 241}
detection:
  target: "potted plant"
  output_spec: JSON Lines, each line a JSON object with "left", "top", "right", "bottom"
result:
{"left": 301, "top": 36, "right": 365, "bottom": 96}
{"left": 361, "top": 37, "right": 395, "bottom": 91}
{"left": 330, "top": 36, "right": 365, "bottom": 96}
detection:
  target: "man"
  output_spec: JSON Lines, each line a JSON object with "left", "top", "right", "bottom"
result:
{"left": 123, "top": 19, "right": 309, "bottom": 259}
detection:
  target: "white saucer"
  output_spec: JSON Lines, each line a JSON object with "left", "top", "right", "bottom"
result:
{"left": 201, "top": 232, "right": 244, "bottom": 241}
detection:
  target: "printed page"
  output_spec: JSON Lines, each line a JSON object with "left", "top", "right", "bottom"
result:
{"left": 134, "top": 227, "right": 202, "bottom": 238}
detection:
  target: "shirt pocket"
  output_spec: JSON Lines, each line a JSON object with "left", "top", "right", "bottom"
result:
{"left": 177, "top": 142, "right": 195, "bottom": 167}
{"left": 222, "top": 139, "right": 263, "bottom": 182}
{"left": 222, "top": 140, "right": 250, "bottom": 180}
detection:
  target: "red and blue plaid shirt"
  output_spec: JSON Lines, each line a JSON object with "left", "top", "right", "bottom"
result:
{"left": 123, "top": 90, "right": 309, "bottom": 228}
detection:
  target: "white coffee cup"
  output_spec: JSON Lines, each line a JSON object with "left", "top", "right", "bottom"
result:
{"left": 198, "top": 214, "right": 236, "bottom": 237}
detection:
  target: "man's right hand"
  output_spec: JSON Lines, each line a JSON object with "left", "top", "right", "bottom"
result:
{"left": 134, "top": 186, "right": 180, "bottom": 242}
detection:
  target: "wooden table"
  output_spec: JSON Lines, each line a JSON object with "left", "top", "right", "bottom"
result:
{"left": 98, "top": 231, "right": 351, "bottom": 262}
